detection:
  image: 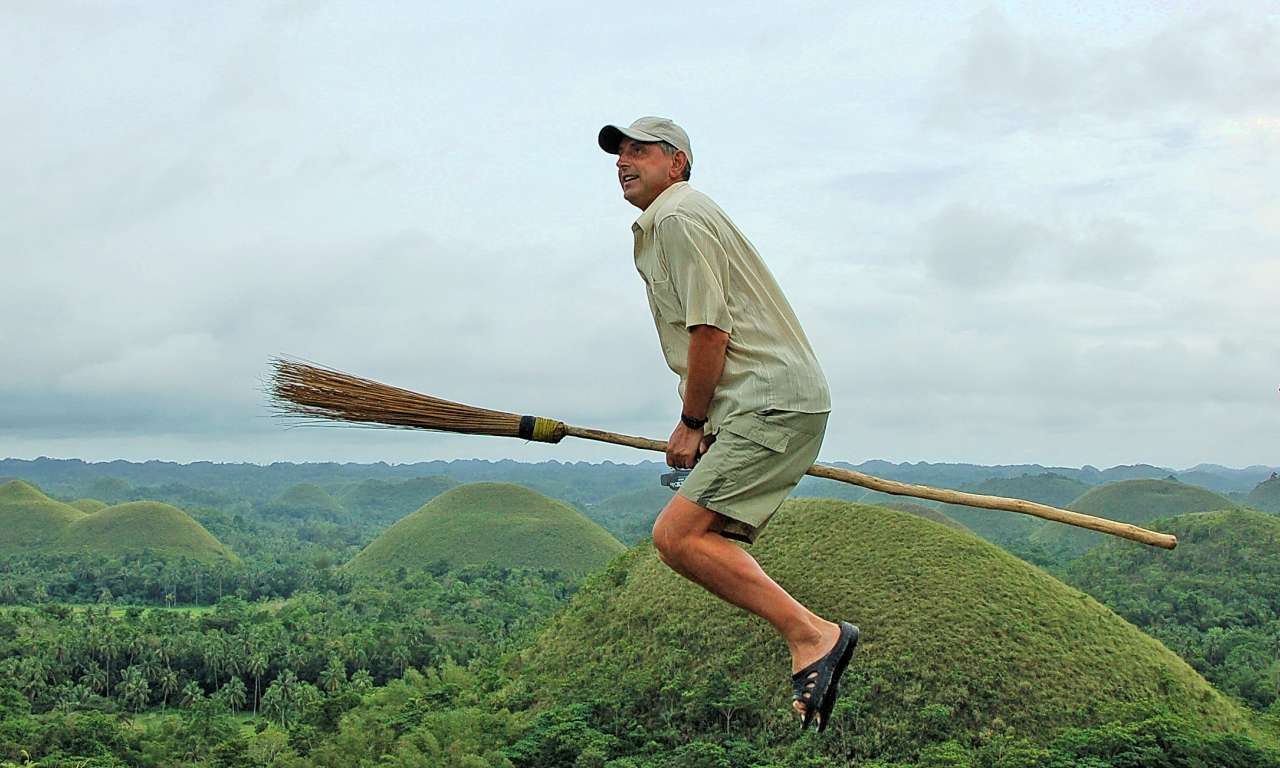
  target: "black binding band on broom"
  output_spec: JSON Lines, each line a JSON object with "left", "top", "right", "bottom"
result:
{"left": 266, "top": 358, "right": 1177, "bottom": 550}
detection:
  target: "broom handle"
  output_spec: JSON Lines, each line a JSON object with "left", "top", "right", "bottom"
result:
{"left": 562, "top": 424, "right": 1178, "bottom": 550}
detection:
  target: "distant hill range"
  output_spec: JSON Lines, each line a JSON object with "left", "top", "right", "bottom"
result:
{"left": 5, "top": 457, "right": 1275, "bottom": 508}
{"left": 506, "top": 499, "right": 1256, "bottom": 763}
{"left": 0, "top": 479, "right": 236, "bottom": 563}
{"left": 346, "top": 482, "right": 625, "bottom": 578}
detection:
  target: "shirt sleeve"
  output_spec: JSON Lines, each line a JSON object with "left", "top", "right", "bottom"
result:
{"left": 655, "top": 214, "right": 735, "bottom": 334}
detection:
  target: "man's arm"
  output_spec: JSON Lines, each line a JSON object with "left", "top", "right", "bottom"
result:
{"left": 667, "top": 324, "right": 729, "bottom": 469}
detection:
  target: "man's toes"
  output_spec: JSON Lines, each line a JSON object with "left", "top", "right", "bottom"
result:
{"left": 792, "top": 700, "right": 807, "bottom": 719}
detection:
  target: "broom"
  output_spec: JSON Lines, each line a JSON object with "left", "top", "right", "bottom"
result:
{"left": 268, "top": 359, "right": 1177, "bottom": 550}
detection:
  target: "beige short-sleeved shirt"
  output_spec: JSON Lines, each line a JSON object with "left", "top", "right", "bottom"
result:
{"left": 632, "top": 181, "right": 831, "bottom": 431}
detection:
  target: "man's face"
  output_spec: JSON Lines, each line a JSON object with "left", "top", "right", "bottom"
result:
{"left": 616, "top": 138, "right": 682, "bottom": 210}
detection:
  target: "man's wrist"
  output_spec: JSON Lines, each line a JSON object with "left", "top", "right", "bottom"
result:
{"left": 680, "top": 412, "right": 708, "bottom": 429}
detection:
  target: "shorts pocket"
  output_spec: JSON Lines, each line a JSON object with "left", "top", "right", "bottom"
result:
{"left": 720, "top": 412, "right": 795, "bottom": 453}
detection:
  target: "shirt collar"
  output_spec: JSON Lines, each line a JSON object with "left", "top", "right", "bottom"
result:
{"left": 632, "top": 181, "right": 689, "bottom": 235}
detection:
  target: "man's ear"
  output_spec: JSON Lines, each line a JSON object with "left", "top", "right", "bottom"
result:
{"left": 673, "top": 150, "right": 689, "bottom": 179}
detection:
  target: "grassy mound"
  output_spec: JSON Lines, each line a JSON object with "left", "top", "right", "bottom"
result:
{"left": 53, "top": 501, "right": 238, "bottom": 564}
{"left": 347, "top": 482, "right": 626, "bottom": 577}
{"left": 1247, "top": 473, "right": 1280, "bottom": 513}
{"left": 336, "top": 475, "right": 458, "bottom": 524}
{"left": 262, "top": 483, "right": 346, "bottom": 520}
{"left": 69, "top": 498, "right": 108, "bottom": 514}
{"left": 941, "top": 473, "right": 1091, "bottom": 548}
{"left": 0, "top": 480, "right": 87, "bottom": 553}
{"left": 1068, "top": 507, "right": 1280, "bottom": 710}
{"left": 1033, "top": 479, "right": 1236, "bottom": 559}
{"left": 877, "top": 500, "right": 966, "bottom": 530}
{"left": 504, "top": 499, "right": 1254, "bottom": 763}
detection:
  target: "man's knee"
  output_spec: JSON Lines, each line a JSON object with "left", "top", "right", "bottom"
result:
{"left": 652, "top": 496, "right": 716, "bottom": 567}
{"left": 651, "top": 513, "right": 684, "bottom": 567}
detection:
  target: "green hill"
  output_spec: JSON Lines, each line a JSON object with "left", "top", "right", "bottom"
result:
{"left": 336, "top": 475, "right": 458, "bottom": 524}
{"left": 69, "top": 498, "right": 108, "bottom": 514}
{"left": 1246, "top": 473, "right": 1280, "bottom": 513}
{"left": 1067, "top": 507, "right": 1280, "bottom": 710}
{"left": 1032, "top": 479, "right": 1235, "bottom": 559}
{"left": 877, "top": 500, "right": 966, "bottom": 530}
{"left": 262, "top": 483, "right": 346, "bottom": 520}
{"left": 53, "top": 501, "right": 238, "bottom": 564}
{"left": 940, "top": 473, "right": 1091, "bottom": 548}
{"left": 0, "top": 480, "right": 86, "bottom": 553}
{"left": 503, "top": 499, "right": 1255, "bottom": 763}
{"left": 347, "top": 482, "right": 625, "bottom": 577}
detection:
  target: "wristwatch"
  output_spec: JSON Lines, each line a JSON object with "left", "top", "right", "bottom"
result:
{"left": 681, "top": 413, "right": 708, "bottom": 429}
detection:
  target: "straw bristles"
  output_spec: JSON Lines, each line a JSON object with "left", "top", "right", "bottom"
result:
{"left": 269, "top": 359, "right": 530, "bottom": 438}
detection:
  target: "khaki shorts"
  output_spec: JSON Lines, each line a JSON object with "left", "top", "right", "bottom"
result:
{"left": 678, "top": 409, "right": 829, "bottom": 544}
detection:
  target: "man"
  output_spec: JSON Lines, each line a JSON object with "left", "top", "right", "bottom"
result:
{"left": 598, "top": 116, "right": 858, "bottom": 732}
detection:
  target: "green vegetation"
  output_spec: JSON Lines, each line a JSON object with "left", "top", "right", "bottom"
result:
{"left": 939, "top": 473, "right": 1089, "bottom": 550}
{"left": 347, "top": 483, "right": 626, "bottom": 578}
{"left": 1067, "top": 507, "right": 1280, "bottom": 710}
{"left": 584, "top": 485, "right": 672, "bottom": 545}
{"left": 262, "top": 483, "right": 346, "bottom": 521}
{"left": 52, "top": 501, "right": 239, "bottom": 565}
{"left": 877, "top": 500, "right": 966, "bottom": 530}
{"left": 1248, "top": 473, "right": 1280, "bottom": 513}
{"left": 0, "top": 480, "right": 87, "bottom": 554}
{"left": 335, "top": 475, "right": 458, "bottom": 525}
{"left": 503, "top": 499, "right": 1254, "bottom": 764}
{"left": 1032, "top": 478, "right": 1237, "bottom": 559}
{"left": 3, "top": 460, "right": 1280, "bottom": 766}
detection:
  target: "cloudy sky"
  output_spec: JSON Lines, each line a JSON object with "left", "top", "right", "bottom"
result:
{"left": 3, "top": 1, "right": 1277, "bottom": 469}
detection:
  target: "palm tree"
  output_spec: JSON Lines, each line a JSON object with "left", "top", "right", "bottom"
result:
{"left": 119, "top": 666, "right": 150, "bottom": 713}
{"left": 180, "top": 680, "right": 204, "bottom": 709}
{"left": 350, "top": 668, "right": 374, "bottom": 695}
{"left": 219, "top": 677, "right": 247, "bottom": 712}
{"left": 319, "top": 655, "right": 346, "bottom": 693}
{"left": 159, "top": 668, "right": 180, "bottom": 710}
{"left": 247, "top": 652, "right": 268, "bottom": 717}
{"left": 261, "top": 670, "right": 300, "bottom": 729}
{"left": 80, "top": 662, "right": 108, "bottom": 696}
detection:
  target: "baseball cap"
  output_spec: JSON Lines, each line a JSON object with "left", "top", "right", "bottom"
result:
{"left": 598, "top": 116, "right": 692, "bottom": 166}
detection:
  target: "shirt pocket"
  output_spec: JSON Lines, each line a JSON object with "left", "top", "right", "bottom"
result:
{"left": 647, "top": 277, "right": 686, "bottom": 326}
{"left": 719, "top": 412, "right": 795, "bottom": 453}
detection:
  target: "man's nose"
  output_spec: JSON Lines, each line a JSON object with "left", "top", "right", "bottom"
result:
{"left": 616, "top": 154, "right": 626, "bottom": 169}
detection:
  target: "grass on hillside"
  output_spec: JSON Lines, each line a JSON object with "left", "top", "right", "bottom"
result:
{"left": 504, "top": 498, "right": 1256, "bottom": 763}
{"left": 0, "top": 479, "right": 89, "bottom": 553}
{"left": 1033, "top": 479, "right": 1237, "bottom": 559}
{"left": 54, "top": 500, "right": 239, "bottom": 564}
{"left": 347, "top": 482, "right": 625, "bottom": 577}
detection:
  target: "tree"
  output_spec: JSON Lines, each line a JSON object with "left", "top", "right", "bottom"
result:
{"left": 320, "top": 655, "right": 346, "bottom": 693}
{"left": 218, "top": 677, "right": 248, "bottom": 712}
{"left": 247, "top": 651, "right": 269, "bottom": 717}
{"left": 159, "top": 668, "right": 180, "bottom": 710}
{"left": 119, "top": 665, "right": 150, "bottom": 712}
{"left": 181, "top": 680, "right": 205, "bottom": 709}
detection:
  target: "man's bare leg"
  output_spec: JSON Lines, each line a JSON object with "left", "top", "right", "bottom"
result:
{"left": 651, "top": 494, "right": 842, "bottom": 717}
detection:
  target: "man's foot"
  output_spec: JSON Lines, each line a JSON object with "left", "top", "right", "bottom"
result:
{"left": 790, "top": 621, "right": 859, "bottom": 730}
{"left": 790, "top": 619, "right": 841, "bottom": 719}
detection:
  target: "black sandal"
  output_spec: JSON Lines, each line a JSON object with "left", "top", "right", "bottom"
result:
{"left": 791, "top": 621, "right": 859, "bottom": 732}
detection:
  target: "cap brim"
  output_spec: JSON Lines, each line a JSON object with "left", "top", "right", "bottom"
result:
{"left": 598, "top": 124, "right": 663, "bottom": 154}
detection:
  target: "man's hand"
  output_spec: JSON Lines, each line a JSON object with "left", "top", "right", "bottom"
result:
{"left": 667, "top": 422, "right": 713, "bottom": 469}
